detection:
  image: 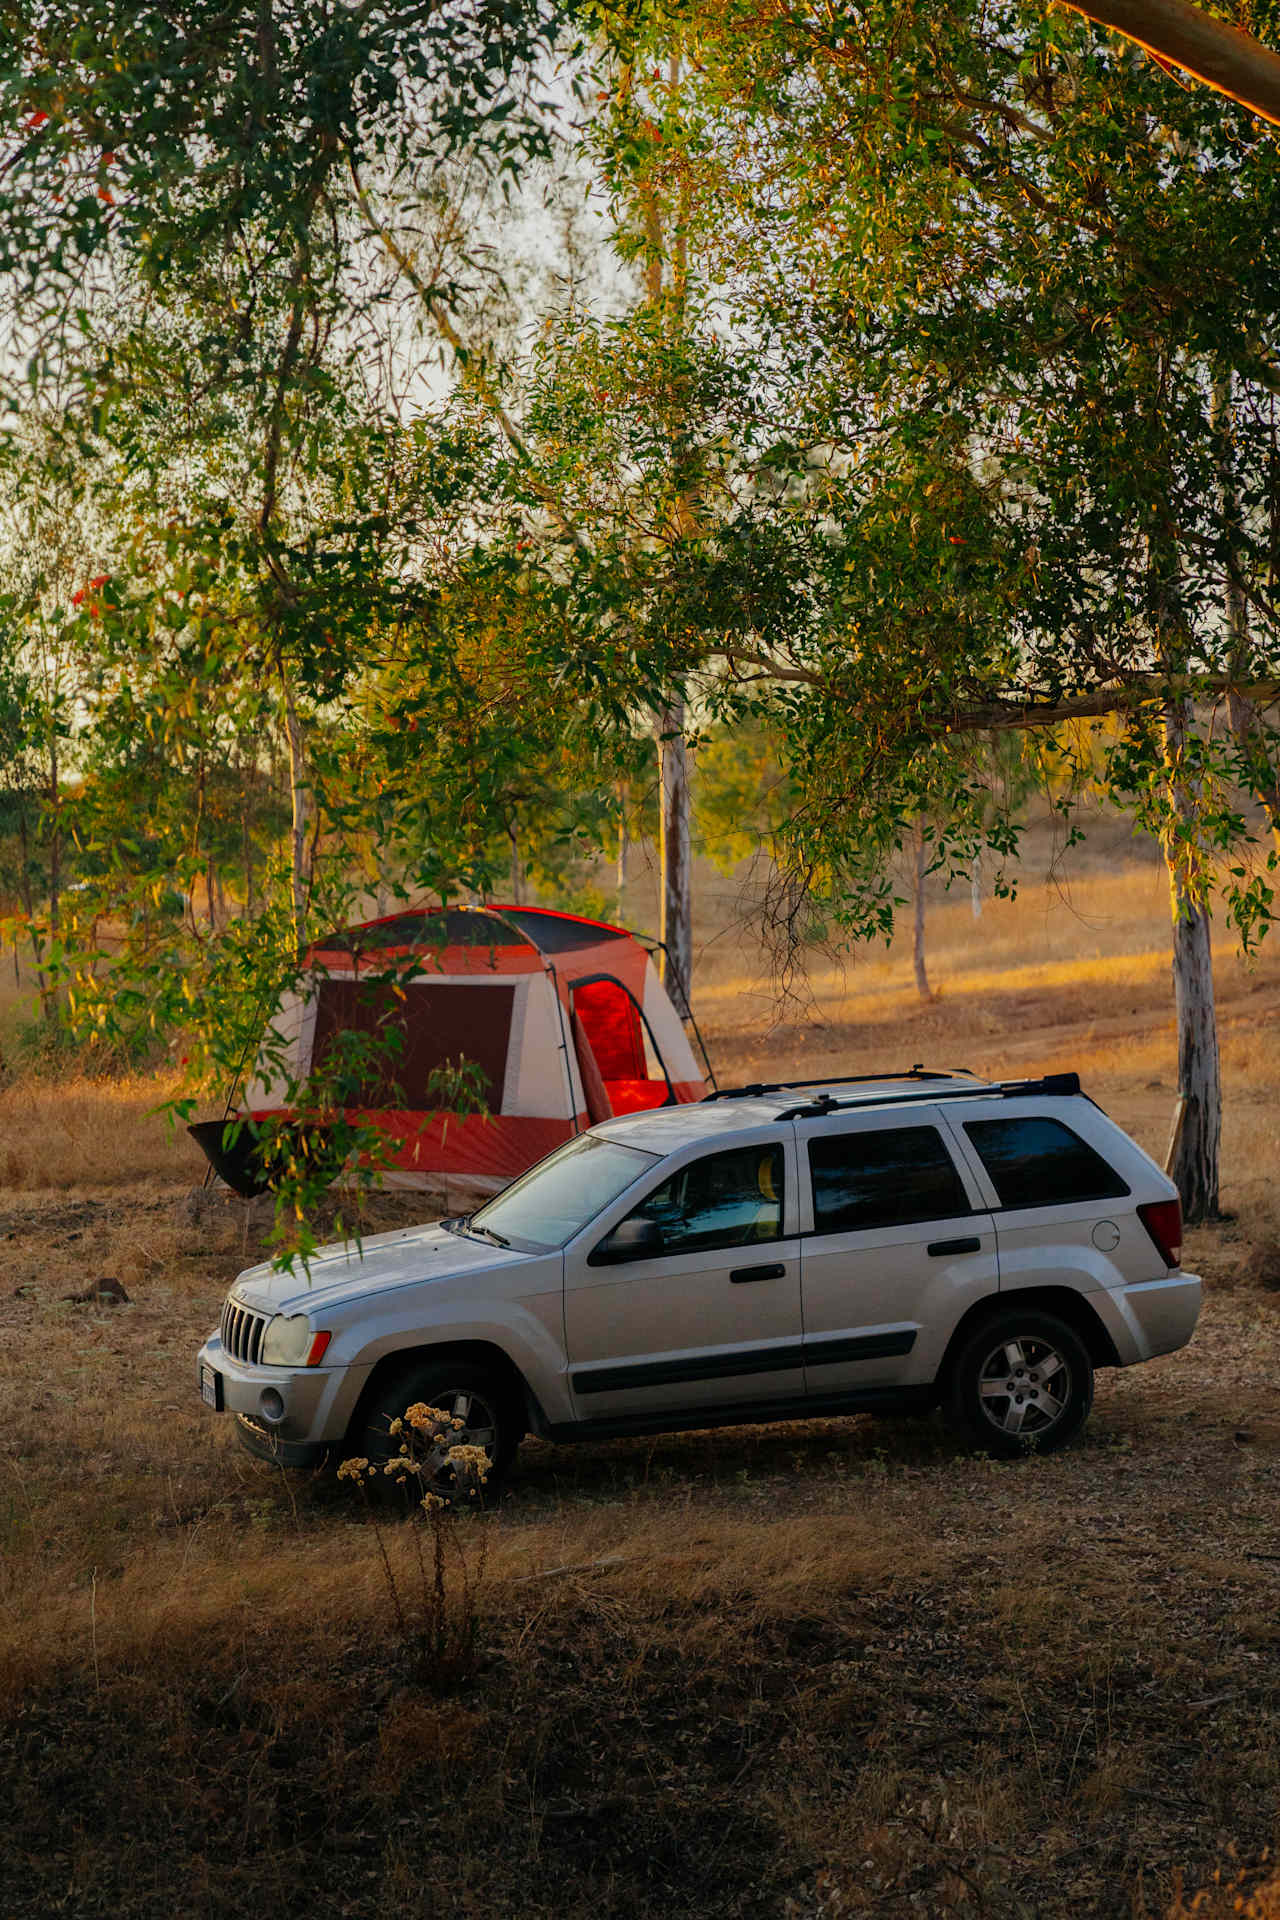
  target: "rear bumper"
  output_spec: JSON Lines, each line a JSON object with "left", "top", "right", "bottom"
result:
{"left": 1120, "top": 1272, "right": 1202, "bottom": 1359}
{"left": 1096, "top": 1272, "right": 1202, "bottom": 1364}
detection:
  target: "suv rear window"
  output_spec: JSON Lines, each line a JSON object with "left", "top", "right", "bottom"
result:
{"left": 964, "top": 1116, "right": 1130, "bottom": 1210}
{"left": 808, "top": 1126, "right": 970, "bottom": 1233}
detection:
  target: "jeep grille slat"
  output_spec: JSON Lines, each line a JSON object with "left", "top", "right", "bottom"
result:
{"left": 221, "top": 1297, "right": 270, "bottom": 1366}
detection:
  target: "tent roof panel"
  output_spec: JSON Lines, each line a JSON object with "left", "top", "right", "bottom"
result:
{"left": 308, "top": 903, "right": 642, "bottom": 964}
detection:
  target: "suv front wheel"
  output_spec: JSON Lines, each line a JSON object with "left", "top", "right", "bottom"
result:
{"left": 355, "top": 1357, "right": 522, "bottom": 1502}
{"left": 948, "top": 1310, "right": 1094, "bottom": 1458}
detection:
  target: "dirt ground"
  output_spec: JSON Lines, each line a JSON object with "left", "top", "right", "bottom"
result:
{"left": 3, "top": 839, "right": 1280, "bottom": 1918}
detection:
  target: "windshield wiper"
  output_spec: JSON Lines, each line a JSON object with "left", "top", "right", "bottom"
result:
{"left": 465, "top": 1223, "right": 510, "bottom": 1248}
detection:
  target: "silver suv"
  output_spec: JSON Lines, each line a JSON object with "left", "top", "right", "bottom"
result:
{"left": 195, "top": 1069, "right": 1201, "bottom": 1476}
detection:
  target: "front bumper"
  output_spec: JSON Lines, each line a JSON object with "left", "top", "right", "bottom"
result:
{"left": 230, "top": 1413, "right": 331, "bottom": 1469}
{"left": 196, "top": 1329, "right": 370, "bottom": 1463}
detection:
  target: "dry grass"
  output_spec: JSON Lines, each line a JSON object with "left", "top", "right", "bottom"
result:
{"left": 3, "top": 830, "right": 1280, "bottom": 1916}
{"left": 0, "top": 1069, "right": 200, "bottom": 1188}
{"left": 2, "top": 1202, "right": 1278, "bottom": 1917}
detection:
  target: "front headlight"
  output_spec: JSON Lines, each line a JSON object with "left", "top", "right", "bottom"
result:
{"left": 261, "top": 1314, "right": 331, "bottom": 1367}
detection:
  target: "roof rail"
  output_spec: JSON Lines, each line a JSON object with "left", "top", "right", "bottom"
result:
{"left": 776, "top": 1071, "right": 1081, "bottom": 1123}
{"left": 702, "top": 1065, "right": 974, "bottom": 1103}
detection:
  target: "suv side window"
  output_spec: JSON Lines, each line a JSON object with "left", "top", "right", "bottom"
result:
{"left": 964, "top": 1116, "right": 1130, "bottom": 1209}
{"left": 808, "top": 1125, "right": 970, "bottom": 1233}
{"left": 615, "top": 1143, "right": 785, "bottom": 1255}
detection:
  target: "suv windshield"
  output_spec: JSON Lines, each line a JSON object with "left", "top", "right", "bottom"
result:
{"left": 469, "top": 1134, "right": 660, "bottom": 1252}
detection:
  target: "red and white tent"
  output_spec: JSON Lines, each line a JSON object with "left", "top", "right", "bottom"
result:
{"left": 191, "top": 905, "right": 710, "bottom": 1195}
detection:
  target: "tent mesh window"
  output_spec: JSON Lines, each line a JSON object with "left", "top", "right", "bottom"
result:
{"left": 310, "top": 980, "right": 515, "bottom": 1110}
{"left": 313, "top": 909, "right": 518, "bottom": 953}
{"left": 499, "top": 909, "right": 630, "bottom": 952}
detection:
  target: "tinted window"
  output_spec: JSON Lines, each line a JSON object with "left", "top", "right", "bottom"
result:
{"left": 612, "top": 1144, "right": 785, "bottom": 1256}
{"left": 809, "top": 1126, "right": 970, "bottom": 1232}
{"left": 964, "top": 1117, "right": 1130, "bottom": 1210}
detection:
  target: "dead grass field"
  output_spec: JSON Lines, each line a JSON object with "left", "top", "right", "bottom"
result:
{"left": 3, "top": 837, "right": 1280, "bottom": 1918}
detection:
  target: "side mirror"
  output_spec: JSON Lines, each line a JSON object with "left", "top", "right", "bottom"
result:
{"left": 589, "top": 1216, "right": 662, "bottom": 1265}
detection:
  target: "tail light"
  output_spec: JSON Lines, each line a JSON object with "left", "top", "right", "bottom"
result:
{"left": 1138, "top": 1198, "right": 1182, "bottom": 1270}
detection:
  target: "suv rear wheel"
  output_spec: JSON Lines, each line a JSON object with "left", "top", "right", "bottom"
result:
{"left": 354, "top": 1358, "right": 522, "bottom": 1503}
{"left": 948, "top": 1310, "right": 1093, "bottom": 1458}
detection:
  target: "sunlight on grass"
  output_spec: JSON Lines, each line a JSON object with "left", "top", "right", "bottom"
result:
{"left": 0, "top": 1071, "right": 202, "bottom": 1191}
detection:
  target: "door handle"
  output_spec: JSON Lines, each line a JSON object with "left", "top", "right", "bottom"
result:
{"left": 927, "top": 1236, "right": 982, "bottom": 1257}
{"left": 730, "top": 1262, "right": 787, "bottom": 1284}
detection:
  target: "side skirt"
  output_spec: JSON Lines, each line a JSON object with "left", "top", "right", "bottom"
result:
{"left": 543, "top": 1384, "right": 937, "bottom": 1446}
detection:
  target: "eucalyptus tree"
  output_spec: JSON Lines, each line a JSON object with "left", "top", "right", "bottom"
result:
{"left": 0, "top": 2, "right": 576, "bottom": 1251}
{"left": 577, "top": 0, "right": 1280, "bottom": 1219}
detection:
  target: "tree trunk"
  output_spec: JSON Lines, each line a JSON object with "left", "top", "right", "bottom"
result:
{"left": 971, "top": 848, "right": 983, "bottom": 920}
{"left": 657, "top": 704, "right": 692, "bottom": 1019}
{"left": 616, "top": 779, "right": 629, "bottom": 919}
{"left": 1162, "top": 697, "right": 1221, "bottom": 1222}
{"left": 240, "top": 737, "right": 256, "bottom": 920}
{"left": 912, "top": 820, "right": 932, "bottom": 1003}
{"left": 508, "top": 821, "right": 523, "bottom": 904}
{"left": 281, "top": 670, "right": 310, "bottom": 954}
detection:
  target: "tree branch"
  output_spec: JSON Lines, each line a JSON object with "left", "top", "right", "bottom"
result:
{"left": 1061, "top": 0, "right": 1280, "bottom": 127}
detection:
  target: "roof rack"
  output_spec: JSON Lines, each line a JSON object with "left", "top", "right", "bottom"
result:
{"left": 702, "top": 1064, "right": 975, "bottom": 1103}
{"left": 775, "top": 1071, "right": 1081, "bottom": 1122}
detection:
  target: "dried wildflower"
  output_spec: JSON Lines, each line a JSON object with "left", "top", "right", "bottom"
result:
{"left": 388, "top": 1417, "right": 403, "bottom": 1436}
{"left": 336, "top": 1456, "right": 368, "bottom": 1482}
{"left": 446, "top": 1444, "right": 491, "bottom": 1481}
{"left": 421, "top": 1492, "right": 446, "bottom": 1512}
{"left": 404, "top": 1402, "right": 451, "bottom": 1433}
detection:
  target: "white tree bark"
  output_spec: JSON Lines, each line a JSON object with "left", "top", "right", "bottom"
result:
{"left": 912, "top": 819, "right": 933, "bottom": 1003}
{"left": 508, "top": 822, "right": 523, "bottom": 905}
{"left": 616, "top": 778, "right": 629, "bottom": 919}
{"left": 657, "top": 705, "right": 693, "bottom": 1018}
{"left": 1162, "top": 697, "right": 1221, "bottom": 1221}
{"left": 281, "top": 670, "right": 310, "bottom": 954}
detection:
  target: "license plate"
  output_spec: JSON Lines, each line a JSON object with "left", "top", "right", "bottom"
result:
{"left": 201, "top": 1364, "right": 223, "bottom": 1411}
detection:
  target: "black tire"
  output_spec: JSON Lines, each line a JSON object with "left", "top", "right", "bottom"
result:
{"left": 354, "top": 1358, "right": 523, "bottom": 1504}
{"left": 947, "top": 1310, "right": 1093, "bottom": 1459}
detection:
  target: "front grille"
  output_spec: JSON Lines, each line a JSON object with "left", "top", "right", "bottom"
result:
{"left": 221, "top": 1297, "right": 270, "bottom": 1366}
